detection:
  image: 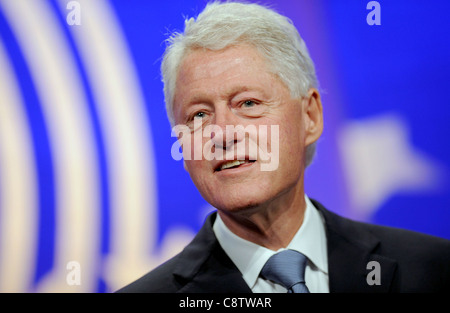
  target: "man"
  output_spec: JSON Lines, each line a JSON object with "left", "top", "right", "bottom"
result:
{"left": 118, "top": 1, "right": 450, "bottom": 293}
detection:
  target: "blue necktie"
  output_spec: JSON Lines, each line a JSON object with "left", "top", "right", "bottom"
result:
{"left": 260, "top": 249, "right": 310, "bottom": 293}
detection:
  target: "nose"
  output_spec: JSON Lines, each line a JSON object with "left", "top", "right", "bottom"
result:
{"left": 209, "top": 107, "right": 244, "bottom": 150}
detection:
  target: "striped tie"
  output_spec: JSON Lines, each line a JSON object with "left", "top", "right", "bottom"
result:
{"left": 261, "top": 249, "right": 310, "bottom": 293}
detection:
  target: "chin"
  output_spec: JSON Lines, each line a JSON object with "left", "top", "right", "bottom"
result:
{"left": 210, "top": 191, "right": 272, "bottom": 215}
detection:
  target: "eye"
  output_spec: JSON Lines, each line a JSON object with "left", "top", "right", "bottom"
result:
{"left": 242, "top": 100, "right": 256, "bottom": 108}
{"left": 193, "top": 111, "right": 206, "bottom": 119}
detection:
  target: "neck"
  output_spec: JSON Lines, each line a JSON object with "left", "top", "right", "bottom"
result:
{"left": 217, "top": 182, "right": 306, "bottom": 251}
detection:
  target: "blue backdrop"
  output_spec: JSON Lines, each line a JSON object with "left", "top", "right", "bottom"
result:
{"left": 0, "top": 0, "right": 448, "bottom": 293}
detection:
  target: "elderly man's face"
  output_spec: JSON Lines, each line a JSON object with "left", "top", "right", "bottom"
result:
{"left": 173, "top": 44, "right": 322, "bottom": 213}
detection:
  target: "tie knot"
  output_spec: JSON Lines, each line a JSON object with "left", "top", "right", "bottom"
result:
{"left": 260, "top": 249, "right": 309, "bottom": 293}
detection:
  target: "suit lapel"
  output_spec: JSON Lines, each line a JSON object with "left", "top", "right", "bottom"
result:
{"left": 325, "top": 223, "right": 397, "bottom": 292}
{"left": 172, "top": 201, "right": 398, "bottom": 293}
{"left": 312, "top": 200, "right": 397, "bottom": 293}
{"left": 178, "top": 240, "right": 252, "bottom": 293}
{"left": 172, "top": 212, "right": 252, "bottom": 293}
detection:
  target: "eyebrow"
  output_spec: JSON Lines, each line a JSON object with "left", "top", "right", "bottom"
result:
{"left": 178, "top": 94, "right": 211, "bottom": 112}
{"left": 228, "top": 85, "right": 253, "bottom": 98}
{"left": 193, "top": 85, "right": 266, "bottom": 103}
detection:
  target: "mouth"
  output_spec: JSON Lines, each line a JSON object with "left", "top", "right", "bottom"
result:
{"left": 215, "top": 159, "right": 256, "bottom": 172}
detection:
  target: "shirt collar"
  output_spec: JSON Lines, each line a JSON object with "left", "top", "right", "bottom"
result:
{"left": 213, "top": 194, "right": 328, "bottom": 289}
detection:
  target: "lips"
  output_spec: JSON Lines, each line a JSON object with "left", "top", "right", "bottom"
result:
{"left": 216, "top": 160, "right": 255, "bottom": 171}
{"left": 214, "top": 156, "right": 256, "bottom": 172}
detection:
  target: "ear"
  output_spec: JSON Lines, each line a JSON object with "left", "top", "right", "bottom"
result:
{"left": 303, "top": 88, "right": 324, "bottom": 146}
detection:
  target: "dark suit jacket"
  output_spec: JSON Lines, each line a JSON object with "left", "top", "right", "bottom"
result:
{"left": 117, "top": 200, "right": 450, "bottom": 293}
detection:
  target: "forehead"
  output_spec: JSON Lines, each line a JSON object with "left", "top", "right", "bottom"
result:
{"left": 178, "top": 45, "right": 268, "bottom": 81}
{"left": 174, "top": 45, "right": 279, "bottom": 104}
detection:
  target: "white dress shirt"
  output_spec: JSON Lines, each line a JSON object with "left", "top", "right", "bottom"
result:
{"left": 213, "top": 195, "right": 329, "bottom": 293}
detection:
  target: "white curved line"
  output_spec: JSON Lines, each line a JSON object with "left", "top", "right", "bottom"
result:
{"left": 0, "top": 0, "right": 100, "bottom": 292}
{"left": 0, "top": 39, "right": 38, "bottom": 293}
{"left": 57, "top": 0, "right": 158, "bottom": 290}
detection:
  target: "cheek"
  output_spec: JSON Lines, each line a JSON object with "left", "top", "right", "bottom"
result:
{"left": 277, "top": 112, "right": 306, "bottom": 166}
{"left": 185, "top": 159, "right": 206, "bottom": 176}
{"left": 279, "top": 127, "right": 304, "bottom": 164}
{"left": 284, "top": 122, "right": 304, "bottom": 149}
{"left": 180, "top": 130, "right": 211, "bottom": 162}
{"left": 185, "top": 160, "right": 211, "bottom": 194}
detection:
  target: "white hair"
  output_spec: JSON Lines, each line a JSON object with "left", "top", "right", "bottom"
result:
{"left": 161, "top": 1, "right": 320, "bottom": 167}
